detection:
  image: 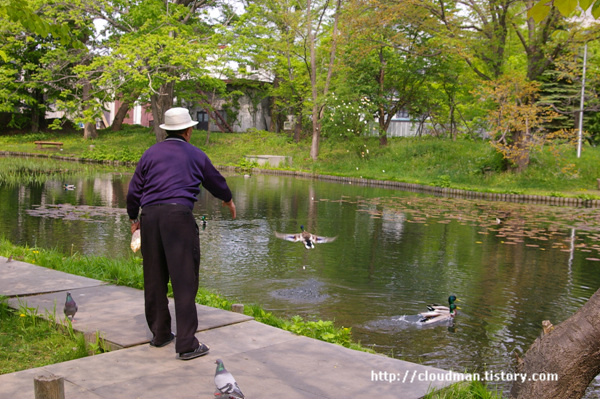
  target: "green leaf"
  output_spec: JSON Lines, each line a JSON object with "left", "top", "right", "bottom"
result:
{"left": 592, "top": 0, "right": 600, "bottom": 18}
{"left": 580, "top": 0, "right": 595, "bottom": 10}
{"left": 528, "top": 1, "right": 552, "bottom": 24}
{"left": 555, "top": 0, "right": 578, "bottom": 16}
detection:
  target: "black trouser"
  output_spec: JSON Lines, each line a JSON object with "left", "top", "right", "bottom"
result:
{"left": 140, "top": 203, "right": 200, "bottom": 354}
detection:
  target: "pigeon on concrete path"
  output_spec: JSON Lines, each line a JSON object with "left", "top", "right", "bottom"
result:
{"left": 64, "top": 292, "right": 78, "bottom": 321}
{"left": 214, "top": 358, "right": 245, "bottom": 398}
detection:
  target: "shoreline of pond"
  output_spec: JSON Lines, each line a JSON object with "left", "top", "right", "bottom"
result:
{"left": 3, "top": 150, "right": 600, "bottom": 209}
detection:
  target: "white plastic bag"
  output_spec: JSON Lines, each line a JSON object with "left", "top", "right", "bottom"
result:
{"left": 131, "top": 229, "right": 141, "bottom": 252}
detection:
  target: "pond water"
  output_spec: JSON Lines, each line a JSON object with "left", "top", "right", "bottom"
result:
{"left": 2, "top": 157, "right": 600, "bottom": 396}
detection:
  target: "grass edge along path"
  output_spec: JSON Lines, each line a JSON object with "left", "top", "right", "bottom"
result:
{"left": 0, "top": 297, "right": 103, "bottom": 375}
{"left": 423, "top": 381, "right": 504, "bottom": 399}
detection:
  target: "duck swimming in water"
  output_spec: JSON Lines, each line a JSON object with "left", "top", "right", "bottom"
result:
{"left": 418, "top": 295, "right": 459, "bottom": 325}
{"left": 275, "top": 225, "right": 337, "bottom": 249}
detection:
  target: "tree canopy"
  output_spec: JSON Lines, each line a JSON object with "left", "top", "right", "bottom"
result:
{"left": 1, "top": 0, "right": 599, "bottom": 161}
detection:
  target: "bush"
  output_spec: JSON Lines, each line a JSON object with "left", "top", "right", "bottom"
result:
{"left": 321, "top": 94, "right": 377, "bottom": 138}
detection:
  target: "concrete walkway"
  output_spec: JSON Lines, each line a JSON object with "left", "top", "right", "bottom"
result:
{"left": 0, "top": 256, "right": 460, "bottom": 398}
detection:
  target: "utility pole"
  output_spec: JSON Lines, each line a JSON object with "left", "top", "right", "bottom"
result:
{"left": 577, "top": 42, "right": 588, "bottom": 158}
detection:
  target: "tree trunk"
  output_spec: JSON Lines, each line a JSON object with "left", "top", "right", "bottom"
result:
{"left": 377, "top": 48, "right": 388, "bottom": 147}
{"left": 197, "top": 95, "right": 234, "bottom": 133}
{"left": 450, "top": 103, "right": 456, "bottom": 141}
{"left": 31, "top": 107, "right": 40, "bottom": 133}
{"left": 510, "top": 287, "right": 600, "bottom": 399}
{"left": 379, "top": 132, "right": 388, "bottom": 146}
{"left": 30, "top": 89, "right": 43, "bottom": 133}
{"left": 111, "top": 101, "right": 131, "bottom": 131}
{"left": 319, "top": 0, "right": 341, "bottom": 120}
{"left": 294, "top": 107, "right": 302, "bottom": 143}
{"left": 151, "top": 81, "right": 174, "bottom": 143}
{"left": 211, "top": 107, "right": 234, "bottom": 133}
{"left": 83, "top": 122, "right": 97, "bottom": 139}
{"left": 82, "top": 81, "right": 98, "bottom": 139}
{"left": 512, "top": 127, "right": 530, "bottom": 172}
{"left": 307, "top": 0, "right": 319, "bottom": 160}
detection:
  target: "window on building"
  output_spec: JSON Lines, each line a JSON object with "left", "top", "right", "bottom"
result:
{"left": 394, "top": 109, "right": 410, "bottom": 120}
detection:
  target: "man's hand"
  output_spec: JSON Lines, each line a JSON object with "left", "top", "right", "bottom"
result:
{"left": 223, "top": 200, "right": 236, "bottom": 219}
{"left": 130, "top": 219, "right": 140, "bottom": 234}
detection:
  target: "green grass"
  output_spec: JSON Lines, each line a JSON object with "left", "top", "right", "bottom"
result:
{"left": 0, "top": 298, "right": 101, "bottom": 374}
{"left": 2, "top": 127, "right": 600, "bottom": 198}
{"left": 424, "top": 381, "right": 504, "bottom": 399}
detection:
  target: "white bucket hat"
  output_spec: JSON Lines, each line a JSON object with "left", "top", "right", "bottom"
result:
{"left": 159, "top": 107, "right": 199, "bottom": 130}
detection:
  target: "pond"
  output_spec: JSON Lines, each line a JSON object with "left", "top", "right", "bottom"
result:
{"left": 2, "top": 156, "right": 600, "bottom": 396}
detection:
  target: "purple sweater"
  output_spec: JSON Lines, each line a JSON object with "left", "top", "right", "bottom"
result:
{"left": 126, "top": 137, "right": 232, "bottom": 220}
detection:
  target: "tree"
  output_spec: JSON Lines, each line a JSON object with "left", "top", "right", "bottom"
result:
{"left": 417, "top": 50, "right": 481, "bottom": 140}
{"left": 40, "top": 0, "right": 101, "bottom": 139}
{"left": 338, "top": 0, "right": 440, "bottom": 145}
{"left": 0, "top": 14, "right": 49, "bottom": 131}
{"left": 516, "top": 3, "right": 580, "bottom": 82}
{"left": 424, "top": 0, "right": 575, "bottom": 82}
{"left": 421, "top": 0, "right": 582, "bottom": 172}
{"left": 423, "top": 0, "right": 510, "bottom": 81}
{"left": 0, "top": 0, "right": 98, "bottom": 135}
{"left": 238, "top": 0, "right": 309, "bottom": 141}
{"left": 304, "top": 0, "right": 341, "bottom": 159}
{"left": 237, "top": 0, "right": 338, "bottom": 153}
{"left": 1, "top": 0, "right": 76, "bottom": 47}
{"left": 530, "top": 0, "right": 600, "bottom": 22}
{"left": 83, "top": 0, "right": 227, "bottom": 142}
{"left": 338, "top": 45, "right": 430, "bottom": 145}
{"left": 510, "top": 288, "right": 600, "bottom": 399}
{"left": 478, "top": 75, "right": 557, "bottom": 172}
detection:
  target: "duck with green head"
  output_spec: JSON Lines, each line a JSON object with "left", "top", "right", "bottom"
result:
{"left": 418, "top": 295, "right": 459, "bottom": 325}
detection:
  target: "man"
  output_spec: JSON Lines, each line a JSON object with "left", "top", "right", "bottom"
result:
{"left": 127, "top": 107, "right": 236, "bottom": 360}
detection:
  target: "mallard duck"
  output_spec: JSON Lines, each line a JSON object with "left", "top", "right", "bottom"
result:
{"left": 275, "top": 225, "right": 337, "bottom": 249}
{"left": 426, "top": 295, "right": 458, "bottom": 312}
{"left": 418, "top": 295, "right": 459, "bottom": 325}
{"left": 63, "top": 184, "right": 76, "bottom": 190}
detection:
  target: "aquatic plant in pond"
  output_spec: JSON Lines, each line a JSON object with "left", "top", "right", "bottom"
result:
{"left": 0, "top": 157, "right": 130, "bottom": 186}
{"left": 26, "top": 204, "right": 127, "bottom": 222}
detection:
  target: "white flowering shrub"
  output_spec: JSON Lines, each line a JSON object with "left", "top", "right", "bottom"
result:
{"left": 321, "top": 94, "right": 376, "bottom": 139}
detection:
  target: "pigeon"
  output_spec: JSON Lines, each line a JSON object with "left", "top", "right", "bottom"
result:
{"left": 214, "top": 359, "right": 245, "bottom": 399}
{"left": 64, "top": 292, "right": 78, "bottom": 321}
{"left": 275, "top": 225, "right": 337, "bottom": 249}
